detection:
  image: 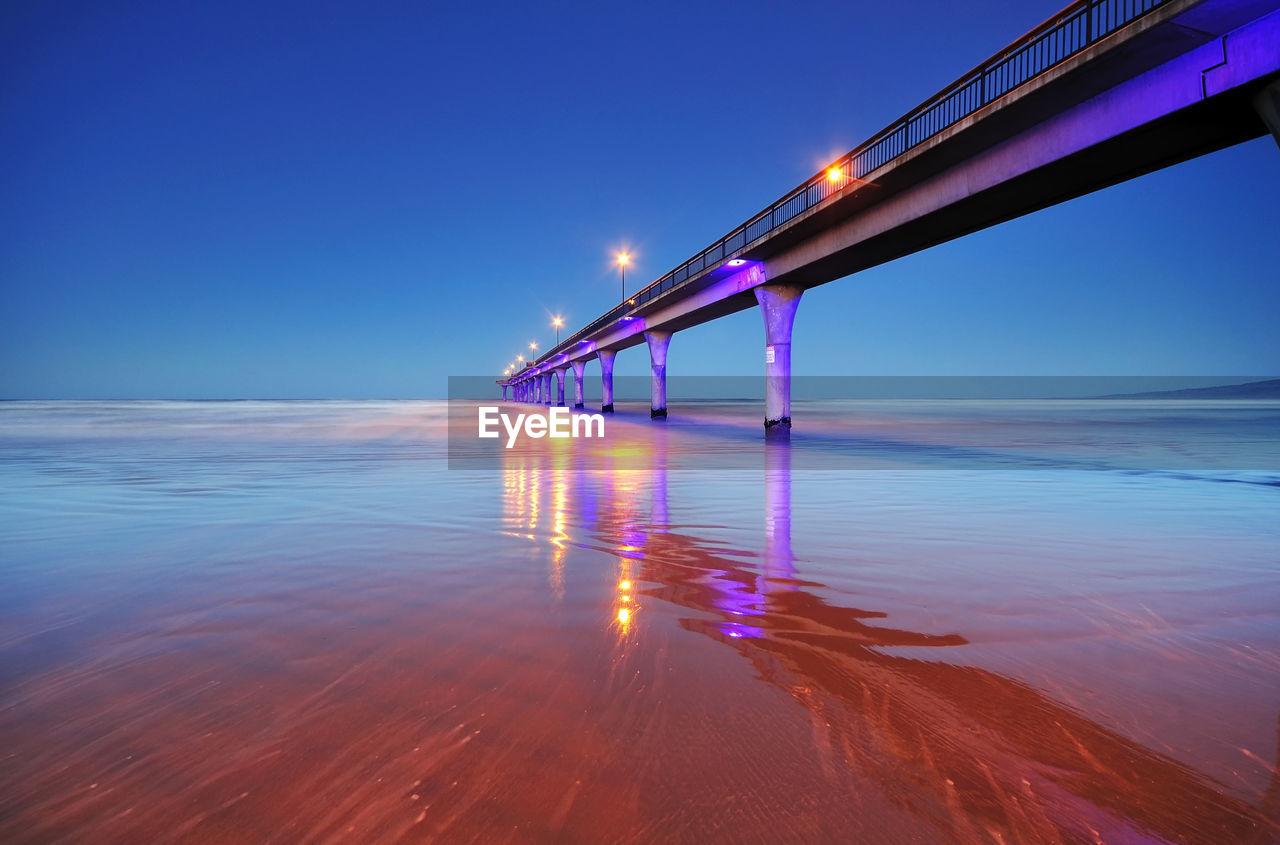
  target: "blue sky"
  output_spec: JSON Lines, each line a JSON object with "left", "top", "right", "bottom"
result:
{"left": 2, "top": 0, "right": 1277, "bottom": 399}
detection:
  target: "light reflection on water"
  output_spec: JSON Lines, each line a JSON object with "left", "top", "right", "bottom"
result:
{"left": 1, "top": 399, "right": 1279, "bottom": 843}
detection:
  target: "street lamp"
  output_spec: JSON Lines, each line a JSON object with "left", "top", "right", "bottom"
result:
{"left": 825, "top": 165, "right": 865, "bottom": 187}
{"left": 552, "top": 315, "right": 563, "bottom": 345}
{"left": 616, "top": 252, "right": 630, "bottom": 300}
{"left": 529, "top": 341, "right": 538, "bottom": 354}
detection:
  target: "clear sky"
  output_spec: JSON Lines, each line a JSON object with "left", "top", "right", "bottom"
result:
{"left": 2, "top": 0, "right": 1277, "bottom": 399}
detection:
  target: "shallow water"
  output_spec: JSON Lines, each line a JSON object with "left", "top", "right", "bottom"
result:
{"left": 2, "top": 399, "right": 1278, "bottom": 843}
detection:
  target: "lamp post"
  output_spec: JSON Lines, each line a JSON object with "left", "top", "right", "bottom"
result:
{"left": 552, "top": 316, "right": 563, "bottom": 346}
{"left": 616, "top": 252, "right": 630, "bottom": 300}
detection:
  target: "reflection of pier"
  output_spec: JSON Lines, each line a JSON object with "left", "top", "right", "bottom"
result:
{"left": 502, "top": 444, "right": 1280, "bottom": 843}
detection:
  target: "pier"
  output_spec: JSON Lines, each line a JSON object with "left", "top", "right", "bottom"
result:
{"left": 501, "top": 0, "right": 1280, "bottom": 431}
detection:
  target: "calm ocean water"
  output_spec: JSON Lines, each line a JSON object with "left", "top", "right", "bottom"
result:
{"left": 2, "top": 399, "right": 1278, "bottom": 843}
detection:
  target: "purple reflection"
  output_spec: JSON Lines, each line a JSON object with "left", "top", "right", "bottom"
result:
{"left": 719, "top": 621, "right": 764, "bottom": 639}
{"left": 620, "top": 527, "right": 646, "bottom": 557}
{"left": 704, "top": 570, "right": 764, "bottom": 621}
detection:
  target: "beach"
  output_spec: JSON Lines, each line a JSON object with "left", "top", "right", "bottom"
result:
{"left": 2, "top": 399, "right": 1278, "bottom": 843}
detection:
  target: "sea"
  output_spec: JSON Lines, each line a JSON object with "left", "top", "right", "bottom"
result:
{"left": 1, "top": 398, "right": 1278, "bottom": 843}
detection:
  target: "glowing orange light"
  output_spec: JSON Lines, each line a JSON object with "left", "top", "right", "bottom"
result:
{"left": 619, "top": 580, "right": 631, "bottom": 590}
{"left": 552, "top": 316, "right": 563, "bottom": 328}
{"left": 529, "top": 341, "right": 538, "bottom": 351}
{"left": 617, "top": 607, "right": 630, "bottom": 624}
{"left": 617, "top": 252, "right": 630, "bottom": 267}
{"left": 827, "top": 167, "right": 843, "bottom": 182}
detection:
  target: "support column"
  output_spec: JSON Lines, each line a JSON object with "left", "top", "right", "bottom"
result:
{"left": 754, "top": 284, "right": 803, "bottom": 432}
{"left": 1255, "top": 78, "right": 1280, "bottom": 149}
{"left": 571, "top": 361, "right": 586, "bottom": 409}
{"left": 598, "top": 350, "right": 617, "bottom": 413}
{"left": 644, "top": 330, "right": 672, "bottom": 419}
{"left": 554, "top": 367, "right": 567, "bottom": 406}
{"left": 502, "top": 385, "right": 508, "bottom": 401}
{"left": 544, "top": 373, "right": 553, "bottom": 406}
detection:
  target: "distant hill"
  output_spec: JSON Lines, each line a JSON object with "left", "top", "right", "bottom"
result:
{"left": 1101, "top": 378, "right": 1280, "bottom": 399}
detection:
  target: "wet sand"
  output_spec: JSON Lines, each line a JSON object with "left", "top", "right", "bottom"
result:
{"left": 2, "top": 400, "right": 1278, "bottom": 843}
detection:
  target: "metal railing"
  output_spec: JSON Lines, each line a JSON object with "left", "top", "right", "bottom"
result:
{"left": 527, "top": 0, "right": 1169, "bottom": 374}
